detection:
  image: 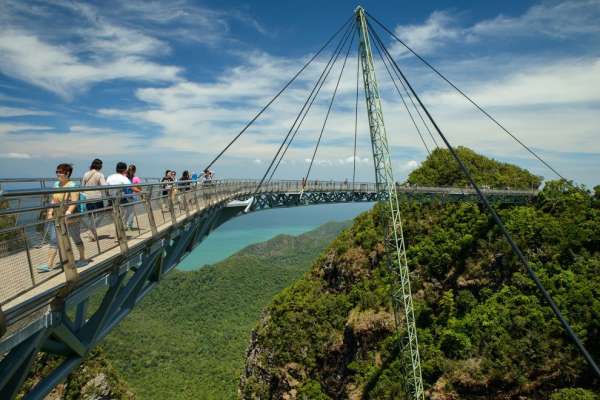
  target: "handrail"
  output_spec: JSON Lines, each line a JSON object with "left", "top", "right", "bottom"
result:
{"left": 0, "top": 179, "right": 537, "bottom": 323}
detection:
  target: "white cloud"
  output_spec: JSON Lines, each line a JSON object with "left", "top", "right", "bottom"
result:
{"left": 470, "top": 1, "right": 600, "bottom": 39}
{"left": 399, "top": 160, "right": 419, "bottom": 171}
{"left": 0, "top": 124, "right": 142, "bottom": 158}
{"left": 0, "top": 29, "right": 181, "bottom": 99}
{"left": 391, "top": 0, "right": 600, "bottom": 55}
{"left": 0, "top": 106, "right": 52, "bottom": 117}
{"left": 0, "top": 123, "right": 53, "bottom": 135}
{"left": 393, "top": 11, "right": 461, "bottom": 55}
{"left": 424, "top": 58, "right": 600, "bottom": 107}
{"left": 0, "top": 152, "right": 32, "bottom": 159}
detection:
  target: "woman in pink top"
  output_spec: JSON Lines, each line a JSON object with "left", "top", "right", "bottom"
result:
{"left": 125, "top": 165, "right": 142, "bottom": 229}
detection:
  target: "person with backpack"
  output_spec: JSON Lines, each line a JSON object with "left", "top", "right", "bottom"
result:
{"left": 37, "top": 163, "right": 86, "bottom": 272}
{"left": 81, "top": 158, "right": 106, "bottom": 240}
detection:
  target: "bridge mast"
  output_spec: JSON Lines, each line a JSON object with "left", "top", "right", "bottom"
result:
{"left": 355, "top": 6, "right": 424, "bottom": 399}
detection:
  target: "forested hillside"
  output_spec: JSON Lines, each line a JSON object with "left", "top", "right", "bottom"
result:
{"left": 240, "top": 149, "right": 600, "bottom": 399}
{"left": 101, "top": 221, "right": 350, "bottom": 399}
{"left": 407, "top": 146, "right": 542, "bottom": 190}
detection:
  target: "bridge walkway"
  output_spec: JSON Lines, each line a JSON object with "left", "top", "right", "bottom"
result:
{"left": 0, "top": 179, "right": 535, "bottom": 347}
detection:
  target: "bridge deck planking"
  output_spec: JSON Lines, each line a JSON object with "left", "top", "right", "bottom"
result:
{"left": 1, "top": 190, "right": 220, "bottom": 313}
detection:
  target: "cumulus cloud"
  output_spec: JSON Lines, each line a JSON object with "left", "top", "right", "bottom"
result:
{"left": 391, "top": 0, "right": 600, "bottom": 55}
{"left": 399, "top": 160, "right": 419, "bottom": 171}
{"left": 0, "top": 0, "right": 265, "bottom": 99}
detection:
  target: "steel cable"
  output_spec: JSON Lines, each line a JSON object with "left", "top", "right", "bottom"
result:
{"left": 255, "top": 22, "right": 356, "bottom": 192}
{"left": 353, "top": 44, "right": 360, "bottom": 190}
{"left": 366, "top": 11, "right": 567, "bottom": 182}
{"left": 369, "top": 28, "right": 431, "bottom": 156}
{"left": 304, "top": 30, "right": 356, "bottom": 183}
{"left": 369, "top": 24, "right": 600, "bottom": 379}
{"left": 203, "top": 15, "right": 354, "bottom": 172}
{"left": 266, "top": 23, "right": 356, "bottom": 184}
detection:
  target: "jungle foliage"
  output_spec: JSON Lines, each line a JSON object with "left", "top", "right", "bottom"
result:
{"left": 101, "top": 221, "right": 349, "bottom": 399}
{"left": 240, "top": 151, "right": 599, "bottom": 399}
{"left": 407, "top": 146, "right": 542, "bottom": 190}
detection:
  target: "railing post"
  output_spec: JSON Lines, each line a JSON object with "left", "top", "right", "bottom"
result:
{"left": 182, "top": 189, "right": 190, "bottom": 217}
{"left": 167, "top": 189, "right": 177, "bottom": 224}
{"left": 192, "top": 183, "right": 201, "bottom": 211}
{"left": 55, "top": 204, "right": 79, "bottom": 294}
{"left": 21, "top": 227, "right": 36, "bottom": 288}
{"left": 142, "top": 192, "right": 158, "bottom": 236}
{"left": 111, "top": 194, "right": 129, "bottom": 253}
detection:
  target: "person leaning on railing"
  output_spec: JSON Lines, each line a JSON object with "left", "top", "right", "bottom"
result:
{"left": 37, "top": 163, "right": 87, "bottom": 273}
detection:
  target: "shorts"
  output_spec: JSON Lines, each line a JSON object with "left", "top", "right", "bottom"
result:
{"left": 46, "top": 219, "right": 83, "bottom": 247}
{"left": 86, "top": 201, "right": 104, "bottom": 211}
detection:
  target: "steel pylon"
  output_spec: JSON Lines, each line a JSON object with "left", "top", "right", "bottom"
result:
{"left": 355, "top": 6, "right": 424, "bottom": 399}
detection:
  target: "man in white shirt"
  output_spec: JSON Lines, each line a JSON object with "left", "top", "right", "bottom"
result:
{"left": 106, "top": 161, "right": 132, "bottom": 199}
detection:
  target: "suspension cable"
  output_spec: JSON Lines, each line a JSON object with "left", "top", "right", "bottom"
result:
{"left": 353, "top": 43, "right": 360, "bottom": 190}
{"left": 367, "top": 20, "right": 438, "bottom": 150}
{"left": 304, "top": 30, "right": 356, "bottom": 183}
{"left": 366, "top": 11, "right": 568, "bottom": 181}
{"left": 266, "top": 23, "right": 354, "bottom": 184}
{"left": 203, "top": 15, "right": 353, "bottom": 171}
{"left": 255, "top": 22, "right": 356, "bottom": 193}
{"left": 369, "top": 24, "right": 600, "bottom": 379}
{"left": 369, "top": 28, "right": 431, "bottom": 156}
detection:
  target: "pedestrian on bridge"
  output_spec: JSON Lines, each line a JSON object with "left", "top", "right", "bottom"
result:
{"left": 106, "top": 162, "right": 132, "bottom": 198}
{"left": 37, "top": 163, "right": 86, "bottom": 272}
{"left": 160, "top": 170, "right": 174, "bottom": 211}
{"left": 81, "top": 158, "right": 106, "bottom": 241}
{"left": 125, "top": 164, "right": 142, "bottom": 230}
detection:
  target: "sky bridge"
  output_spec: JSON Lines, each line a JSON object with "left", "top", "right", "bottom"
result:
{"left": 0, "top": 5, "right": 598, "bottom": 400}
{"left": 0, "top": 179, "right": 535, "bottom": 398}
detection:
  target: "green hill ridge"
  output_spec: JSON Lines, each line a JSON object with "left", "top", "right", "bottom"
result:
{"left": 240, "top": 148, "right": 600, "bottom": 399}
{"left": 100, "top": 220, "right": 352, "bottom": 399}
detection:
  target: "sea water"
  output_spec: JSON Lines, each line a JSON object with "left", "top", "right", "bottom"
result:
{"left": 177, "top": 202, "right": 374, "bottom": 270}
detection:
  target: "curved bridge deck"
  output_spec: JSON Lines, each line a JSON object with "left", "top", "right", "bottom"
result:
{"left": 0, "top": 180, "right": 535, "bottom": 353}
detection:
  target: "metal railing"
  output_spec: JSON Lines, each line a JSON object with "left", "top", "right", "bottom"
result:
{"left": 0, "top": 178, "right": 538, "bottom": 316}
{"left": 0, "top": 179, "right": 380, "bottom": 309}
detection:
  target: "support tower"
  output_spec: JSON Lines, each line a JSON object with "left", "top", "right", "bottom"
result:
{"left": 355, "top": 6, "right": 424, "bottom": 399}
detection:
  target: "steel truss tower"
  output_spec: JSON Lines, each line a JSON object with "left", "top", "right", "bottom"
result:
{"left": 355, "top": 6, "right": 424, "bottom": 399}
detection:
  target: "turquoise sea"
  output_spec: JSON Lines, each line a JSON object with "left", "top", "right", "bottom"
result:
{"left": 177, "top": 202, "right": 374, "bottom": 270}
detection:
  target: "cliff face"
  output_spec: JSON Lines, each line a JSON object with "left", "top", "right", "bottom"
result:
{"left": 240, "top": 152, "right": 600, "bottom": 399}
{"left": 20, "top": 347, "right": 134, "bottom": 400}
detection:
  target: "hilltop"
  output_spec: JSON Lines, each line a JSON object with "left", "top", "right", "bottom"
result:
{"left": 240, "top": 148, "right": 600, "bottom": 399}
{"left": 407, "top": 146, "right": 542, "bottom": 189}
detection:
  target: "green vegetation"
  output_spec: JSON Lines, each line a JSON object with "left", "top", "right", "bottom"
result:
{"left": 240, "top": 149, "right": 599, "bottom": 399}
{"left": 407, "top": 146, "right": 542, "bottom": 189}
{"left": 20, "top": 348, "right": 133, "bottom": 400}
{"left": 101, "top": 221, "right": 350, "bottom": 399}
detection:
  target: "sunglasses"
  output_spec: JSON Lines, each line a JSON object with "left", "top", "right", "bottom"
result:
{"left": 56, "top": 171, "right": 65, "bottom": 176}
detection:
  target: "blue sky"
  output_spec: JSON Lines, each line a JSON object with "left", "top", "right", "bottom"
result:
{"left": 0, "top": 0, "right": 599, "bottom": 186}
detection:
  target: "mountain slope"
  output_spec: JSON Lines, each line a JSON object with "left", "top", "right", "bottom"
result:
{"left": 240, "top": 151, "right": 599, "bottom": 399}
{"left": 101, "top": 221, "right": 352, "bottom": 399}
